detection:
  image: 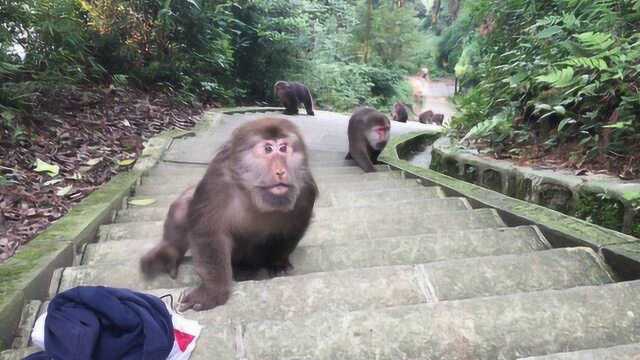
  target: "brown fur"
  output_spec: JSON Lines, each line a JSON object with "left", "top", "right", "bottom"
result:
{"left": 274, "top": 81, "right": 315, "bottom": 116}
{"left": 392, "top": 102, "right": 408, "bottom": 123}
{"left": 418, "top": 110, "right": 434, "bottom": 124}
{"left": 346, "top": 107, "right": 391, "bottom": 172}
{"left": 140, "top": 118, "right": 318, "bottom": 311}
{"left": 432, "top": 113, "right": 444, "bottom": 125}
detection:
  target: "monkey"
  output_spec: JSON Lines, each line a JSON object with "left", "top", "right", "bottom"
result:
{"left": 419, "top": 110, "right": 434, "bottom": 124}
{"left": 140, "top": 186, "right": 194, "bottom": 279}
{"left": 345, "top": 107, "right": 391, "bottom": 173}
{"left": 432, "top": 113, "right": 444, "bottom": 125}
{"left": 392, "top": 102, "right": 408, "bottom": 123}
{"left": 140, "top": 117, "right": 318, "bottom": 311}
{"left": 274, "top": 81, "right": 315, "bottom": 116}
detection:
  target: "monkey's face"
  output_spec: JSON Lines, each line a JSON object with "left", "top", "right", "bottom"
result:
{"left": 237, "top": 136, "right": 305, "bottom": 212}
{"left": 366, "top": 122, "right": 391, "bottom": 151}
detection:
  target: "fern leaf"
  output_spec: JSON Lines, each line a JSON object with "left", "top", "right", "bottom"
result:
{"left": 560, "top": 57, "right": 608, "bottom": 70}
{"left": 535, "top": 67, "right": 576, "bottom": 87}
{"left": 574, "top": 32, "right": 615, "bottom": 50}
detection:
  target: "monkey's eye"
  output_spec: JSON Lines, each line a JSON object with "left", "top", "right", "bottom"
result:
{"left": 279, "top": 144, "right": 288, "bottom": 153}
{"left": 264, "top": 144, "right": 274, "bottom": 154}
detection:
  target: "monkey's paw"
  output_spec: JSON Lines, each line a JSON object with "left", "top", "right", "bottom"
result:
{"left": 140, "top": 245, "right": 180, "bottom": 279}
{"left": 266, "top": 258, "right": 293, "bottom": 277}
{"left": 179, "top": 286, "right": 230, "bottom": 312}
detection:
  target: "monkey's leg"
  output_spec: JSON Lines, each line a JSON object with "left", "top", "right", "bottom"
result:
{"left": 282, "top": 100, "right": 298, "bottom": 115}
{"left": 179, "top": 231, "right": 233, "bottom": 311}
{"left": 264, "top": 235, "right": 300, "bottom": 276}
{"left": 371, "top": 150, "right": 384, "bottom": 165}
{"left": 140, "top": 200, "right": 190, "bottom": 278}
{"left": 303, "top": 93, "right": 314, "bottom": 116}
{"left": 351, "top": 150, "right": 377, "bottom": 172}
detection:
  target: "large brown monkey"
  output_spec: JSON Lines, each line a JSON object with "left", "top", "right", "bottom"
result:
{"left": 141, "top": 118, "right": 318, "bottom": 311}
{"left": 418, "top": 110, "right": 434, "bottom": 124}
{"left": 392, "top": 102, "right": 408, "bottom": 123}
{"left": 274, "top": 81, "right": 315, "bottom": 116}
{"left": 346, "top": 107, "right": 391, "bottom": 173}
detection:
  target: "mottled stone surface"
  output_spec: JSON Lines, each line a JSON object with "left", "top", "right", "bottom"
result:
{"left": 519, "top": 343, "right": 640, "bottom": 359}
{"left": 83, "top": 225, "right": 548, "bottom": 267}
{"left": 97, "top": 208, "right": 505, "bottom": 243}
{"left": 238, "top": 281, "right": 640, "bottom": 360}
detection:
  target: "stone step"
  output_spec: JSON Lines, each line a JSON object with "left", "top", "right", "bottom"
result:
{"left": 53, "top": 247, "right": 611, "bottom": 306}
{"left": 156, "top": 158, "right": 363, "bottom": 170}
{"left": 518, "top": 343, "right": 640, "bottom": 359}
{"left": 98, "top": 208, "right": 506, "bottom": 244}
{"left": 82, "top": 225, "right": 549, "bottom": 267}
{"left": 136, "top": 247, "right": 611, "bottom": 326}
{"left": 0, "top": 347, "right": 39, "bottom": 360}
{"left": 187, "top": 280, "right": 640, "bottom": 360}
{"left": 116, "top": 197, "right": 471, "bottom": 223}
{"left": 145, "top": 163, "right": 389, "bottom": 181}
{"left": 9, "top": 301, "right": 42, "bottom": 349}
{"left": 132, "top": 178, "right": 425, "bottom": 198}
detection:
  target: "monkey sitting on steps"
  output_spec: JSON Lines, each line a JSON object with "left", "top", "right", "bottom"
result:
{"left": 140, "top": 117, "right": 318, "bottom": 311}
{"left": 346, "top": 107, "right": 391, "bottom": 173}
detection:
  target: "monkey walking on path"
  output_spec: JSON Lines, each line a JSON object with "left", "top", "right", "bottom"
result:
{"left": 346, "top": 107, "right": 391, "bottom": 173}
{"left": 141, "top": 118, "right": 318, "bottom": 311}
{"left": 274, "top": 81, "right": 315, "bottom": 116}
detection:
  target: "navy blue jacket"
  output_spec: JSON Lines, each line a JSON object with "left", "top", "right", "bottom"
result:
{"left": 25, "top": 286, "right": 174, "bottom": 360}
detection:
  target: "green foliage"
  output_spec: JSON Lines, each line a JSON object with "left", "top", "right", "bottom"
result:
{"left": 1, "top": 0, "right": 427, "bottom": 141}
{"left": 448, "top": 0, "right": 640, "bottom": 168}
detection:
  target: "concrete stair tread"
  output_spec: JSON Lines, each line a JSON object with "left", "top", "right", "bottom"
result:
{"left": 98, "top": 208, "right": 507, "bottom": 244}
{"left": 0, "top": 347, "right": 39, "bottom": 360}
{"left": 145, "top": 164, "right": 390, "bottom": 180}
{"left": 116, "top": 197, "right": 472, "bottom": 223}
{"left": 52, "top": 248, "right": 612, "bottom": 307}
{"left": 518, "top": 343, "right": 640, "bottom": 359}
{"left": 132, "top": 178, "right": 429, "bottom": 198}
{"left": 186, "top": 280, "right": 640, "bottom": 360}
{"left": 82, "top": 225, "right": 550, "bottom": 266}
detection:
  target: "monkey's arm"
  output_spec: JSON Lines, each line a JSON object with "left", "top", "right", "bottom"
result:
{"left": 179, "top": 231, "right": 232, "bottom": 311}
{"left": 350, "top": 149, "right": 377, "bottom": 173}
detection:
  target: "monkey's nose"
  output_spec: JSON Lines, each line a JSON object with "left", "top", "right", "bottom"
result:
{"left": 275, "top": 169, "right": 286, "bottom": 179}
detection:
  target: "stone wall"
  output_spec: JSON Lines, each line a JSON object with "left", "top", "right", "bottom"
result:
{"left": 430, "top": 138, "right": 640, "bottom": 238}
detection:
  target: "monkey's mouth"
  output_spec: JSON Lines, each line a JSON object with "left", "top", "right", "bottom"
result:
{"left": 265, "top": 183, "right": 291, "bottom": 196}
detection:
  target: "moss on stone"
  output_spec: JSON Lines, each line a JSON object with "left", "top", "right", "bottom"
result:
{"left": 513, "top": 176, "right": 533, "bottom": 201}
{"left": 482, "top": 169, "right": 503, "bottom": 192}
{"left": 575, "top": 192, "right": 625, "bottom": 233}
{"left": 538, "top": 183, "right": 574, "bottom": 215}
{"left": 631, "top": 209, "right": 640, "bottom": 238}
{"left": 430, "top": 151, "right": 442, "bottom": 172}
{"left": 442, "top": 157, "right": 459, "bottom": 177}
{"left": 463, "top": 164, "right": 478, "bottom": 183}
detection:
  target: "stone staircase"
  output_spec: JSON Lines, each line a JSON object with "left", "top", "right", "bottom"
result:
{"left": 3, "top": 111, "right": 640, "bottom": 359}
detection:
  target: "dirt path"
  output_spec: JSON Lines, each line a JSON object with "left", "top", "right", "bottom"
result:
{"left": 408, "top": 76, "right": 456, "bottom": 125}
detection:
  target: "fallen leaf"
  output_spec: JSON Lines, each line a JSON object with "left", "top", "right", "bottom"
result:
{"left": 118, "top": 159, "right": 136, "bottom": 166}
{"left": 86, "top": 158, "right": 103, "bottom": 166}
{"left": 44, "top": 179, "right": 63, "bottom": 186}
{"left": 33, "top": 159, "right": 60, "bottom": 177}
{"left": 56, "top": 185, "right": 73, "bottom": 197}
{"left": 128, "top": 198, "right": 156, "bottom": 206}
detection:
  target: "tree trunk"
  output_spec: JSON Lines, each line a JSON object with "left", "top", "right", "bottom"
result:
{"left": 432, "top": 0, "right": 441, "bottom": 25}
{"left": 363, "top": 0, "right": 373, "bottom": 64}
{"left": 449, "top": 0, "right": 461, "bottom": 20}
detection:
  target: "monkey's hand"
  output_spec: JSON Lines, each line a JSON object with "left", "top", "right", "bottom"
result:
{"left": 266, "top": 257, "right": 293, "bottom": 277}
{"left": 140, "top": 243, "right": 181, "bottom": 279}
{"left": 179, "top": 285, "right": 230, "bottom": 312}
